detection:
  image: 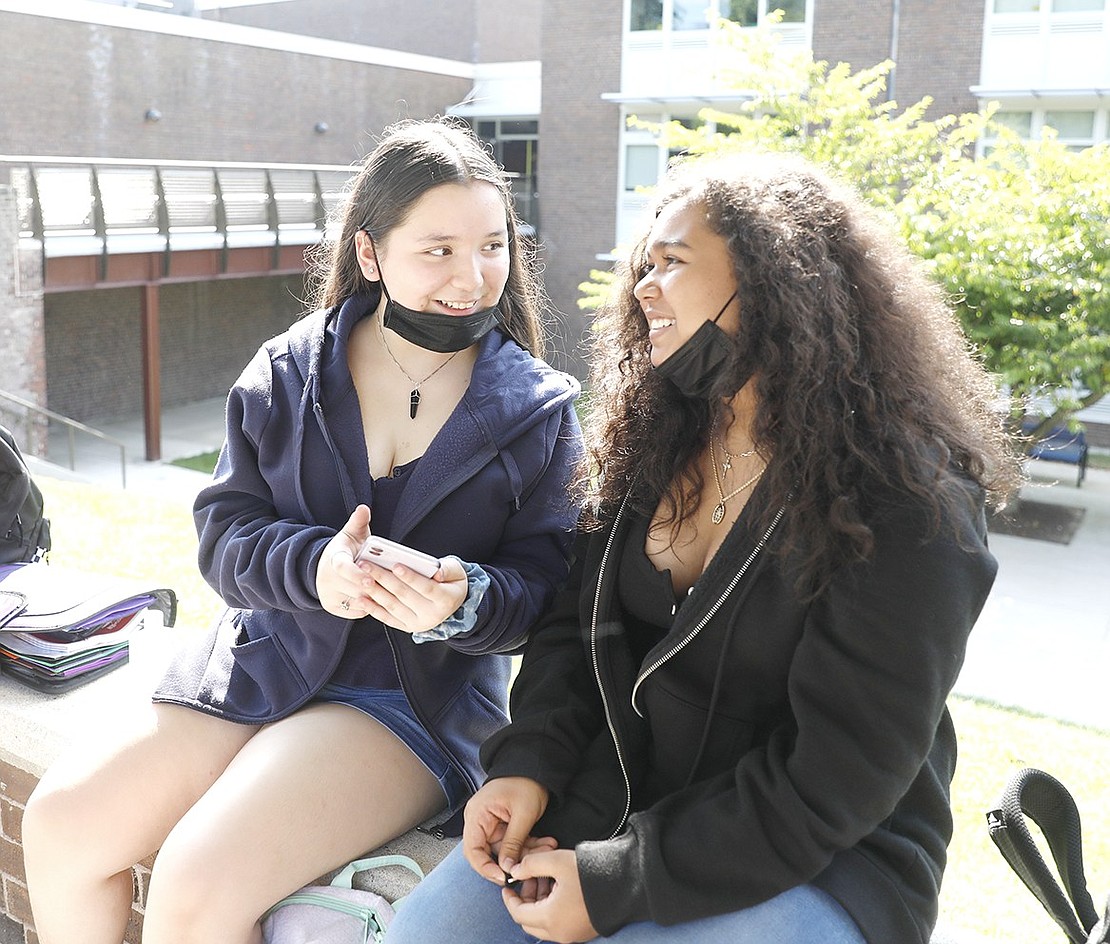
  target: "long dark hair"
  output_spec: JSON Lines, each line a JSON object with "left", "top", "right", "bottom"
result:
{"left": 306, "top": 118, "right": 546, "bottom": 356}
{"left": 582, "top": 153, "right": 1022, "bottom": 591}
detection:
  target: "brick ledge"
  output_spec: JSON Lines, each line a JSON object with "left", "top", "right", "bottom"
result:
{"left": 0, "top": 622, "right": 455, "bottom": 942}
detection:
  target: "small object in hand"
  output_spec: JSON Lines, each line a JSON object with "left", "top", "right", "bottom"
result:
{"left": 503, "top": 869, "right": 524, "bottom": 893}
{"left": 340, "top": 598, "right": 351, "bottom": 612}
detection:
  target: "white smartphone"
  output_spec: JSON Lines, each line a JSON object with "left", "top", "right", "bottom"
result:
{"left": 356, "top": 535, "right": 441, "bottom": 578}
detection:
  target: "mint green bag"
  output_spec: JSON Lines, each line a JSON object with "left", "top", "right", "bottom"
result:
{"left": 261, "top": 854, "right": 424, "bottom": 944}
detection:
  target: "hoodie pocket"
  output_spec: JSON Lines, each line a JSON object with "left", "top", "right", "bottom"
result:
{"left": 642, "top": 681, "right": 754, "bottom": 787}
{"left": 195, "top": 609, "right": 310, "bottom": 720}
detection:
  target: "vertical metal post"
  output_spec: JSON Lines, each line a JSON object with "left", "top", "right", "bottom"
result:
{"left": 140, "top": 282, "right": 162, "bottom": 461}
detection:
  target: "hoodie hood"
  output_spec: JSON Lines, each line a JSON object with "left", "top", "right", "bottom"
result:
{"left": 284, "top": 293, "right": 580, "bottom": 539}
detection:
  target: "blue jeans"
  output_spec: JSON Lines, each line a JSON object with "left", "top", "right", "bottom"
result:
{"left": 385, "top": 844, "right": 866, "bottom": 944}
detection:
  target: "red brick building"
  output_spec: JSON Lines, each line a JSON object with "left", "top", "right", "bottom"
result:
{"left": 2, "top": 0, "right": 1106, "bottom": 449}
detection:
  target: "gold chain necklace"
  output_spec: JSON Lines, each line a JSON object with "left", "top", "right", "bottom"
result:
{"left": 378, "top": 315, "right": 460, "bottom": 419}
{"left": 719, "top": 439, "right": 757, "bottom": 474}
{"left": 710, "top": 434, "right": 763, "bottom": 525}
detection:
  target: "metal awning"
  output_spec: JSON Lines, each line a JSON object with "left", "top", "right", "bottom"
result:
{"left": 3, "top": 155, "right": 357, "bottom": 290}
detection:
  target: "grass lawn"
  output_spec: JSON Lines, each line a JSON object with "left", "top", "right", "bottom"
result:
{"left": 943, "top": 698, "right": 1109, "bottom": 942}
{"left": 35, "top": 475, "right": 225, "bottom": 635}
{"left": 27, "top": 475, "right": 1110, "bottom": 941}
{"left": 169, "top": 449, "right": 221, "bottom": 474}
{"left": 1090, "top": 449, "right": 1110, "bottom": 471}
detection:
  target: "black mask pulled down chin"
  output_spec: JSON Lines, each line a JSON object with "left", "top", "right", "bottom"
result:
{"left": 654, "top": 291, "right": 747, "bottom": 400}
{"left": 379, "top": 276, "right": 501, "bottom": 354}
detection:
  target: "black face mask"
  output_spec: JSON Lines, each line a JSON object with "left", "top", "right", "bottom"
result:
{"left": 654, "top": 291, "right": 742, "bottom": 400}
{"left": 378, "top": 275, "right": 501, "bottom": 354}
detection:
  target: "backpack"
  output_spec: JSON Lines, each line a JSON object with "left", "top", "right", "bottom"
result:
{"left": 1, "top": 425, "right": 51, "bottom": 565}
{"left": 987, "top": 767, "right": 1109, "bottom": 943}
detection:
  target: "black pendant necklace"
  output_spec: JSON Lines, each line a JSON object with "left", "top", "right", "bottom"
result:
{"left": 378, "top": 315, "right": 460, "bottom": 419}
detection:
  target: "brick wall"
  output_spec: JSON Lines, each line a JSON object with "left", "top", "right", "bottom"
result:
{"left": 475, "top": 0, "right": 542, "bottom": 62}
{"left": 895, "top": 0, "right": 983, "bottom": 120}
{"left": 813, "top": 0, "right": 982, "bottom": 120}
{"left": 206, "top": 0, "right": 542, "bottom": 62}
{"left": 0, "top": 757, "right": 154, "bottom": 943}
{"left": 537, "top": 0, "right": 623, "bottom": 377}
{"left": 204, "top": 0, "right": 481, "bottom": 61}
{"left": 0, "top": 11, "right": 470, "bottom": 165}
{"left": 0, "top": 177, "right": 48, "bottom": 455}
{"left": 812, "top": 0, "right": 894, "bottom": 78}
{"left": 43, "top": 275, "right": 305, "bottom": 424}
{"left": 0, "top": 758, "right": 37, "bottom": 944}
{"left": 158, "top": 277, "right": 309, "bottom": 410}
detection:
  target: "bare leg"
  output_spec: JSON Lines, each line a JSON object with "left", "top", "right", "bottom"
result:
{"left": 140, "top": 702, "right": 445, "bottom": 944}
{"left": 22, "top": 701, "right": 259, "bottom": 944}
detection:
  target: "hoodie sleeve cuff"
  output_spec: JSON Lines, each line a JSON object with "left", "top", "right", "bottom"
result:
{"left": 576, "top": 832, "right": 651, "bottom": 935}
{"left": 412, "top": 558, "right": 490, "bottom": 643}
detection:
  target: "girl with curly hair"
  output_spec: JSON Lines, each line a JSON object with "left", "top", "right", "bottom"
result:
{"left": 385, "top": 152, "right": 1022, "bottom": 944}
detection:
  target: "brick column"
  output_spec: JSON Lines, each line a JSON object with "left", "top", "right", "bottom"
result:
{"left": 0, "top": 757, "right": 151, "bottom": 944}
{"left": 0, "top": 170, "right": 48, "bottom": 456}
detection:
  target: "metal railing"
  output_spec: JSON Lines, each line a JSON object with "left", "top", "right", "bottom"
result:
{"left": 2, "top": 156, "right": 358, "bottom": 278}
{"left": 4, "top": 157, "right": 541, "bottom": 268}
{"left": 0, "top": 390, "right": 127, "bottom": 488}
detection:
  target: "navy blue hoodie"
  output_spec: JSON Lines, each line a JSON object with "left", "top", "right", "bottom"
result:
{"left": 155, "top": 295, "right": 582, "bottom": 798}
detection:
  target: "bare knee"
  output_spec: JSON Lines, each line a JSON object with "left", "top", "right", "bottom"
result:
{"left": 23, "top": 776, "right": 90, "bottom": 874}
{"left": 142, "top": 831, "right": 263, "bottom": 944}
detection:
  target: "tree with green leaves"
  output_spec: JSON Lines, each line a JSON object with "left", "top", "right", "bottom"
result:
{"left": 582, "top": 17, "right": 1110, "bottom": 432}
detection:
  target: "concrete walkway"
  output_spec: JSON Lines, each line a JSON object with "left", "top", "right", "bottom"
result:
{"left": 26, "top": 398, "right": 1110, "bottom": 732}
{"left": 952, "top": 460, "right": 1110, "bottom": 731}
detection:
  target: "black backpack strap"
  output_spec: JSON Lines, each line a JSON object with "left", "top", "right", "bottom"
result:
{"left": 986, "top": 767, "right": 1099, "bottom": 943}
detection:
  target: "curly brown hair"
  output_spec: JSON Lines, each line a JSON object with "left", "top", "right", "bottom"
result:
{"left": 304, "top": 117, "right": 548, "bottom": 357}
{"left": 582, "top": 152, "right": 1022, "bottom": 592}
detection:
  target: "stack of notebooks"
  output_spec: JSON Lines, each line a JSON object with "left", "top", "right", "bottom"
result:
{"left": 0, "top": 562, "right": 177, "bottom": 693}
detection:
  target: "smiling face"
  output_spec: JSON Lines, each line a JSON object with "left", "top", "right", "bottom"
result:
{"left": 356, "top": 181, "right": 510, "bottom": 317}
{"left": 633, "top": 198, "right": 741, "bottom": 368}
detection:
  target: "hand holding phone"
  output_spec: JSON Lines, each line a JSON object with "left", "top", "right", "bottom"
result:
{"left": 355, "top": 535, "right": 441, "bottom": 578}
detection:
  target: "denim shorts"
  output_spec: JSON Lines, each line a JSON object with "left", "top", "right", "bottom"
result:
{"left": 313, "top": 682, "right": 469, "bottom": 812}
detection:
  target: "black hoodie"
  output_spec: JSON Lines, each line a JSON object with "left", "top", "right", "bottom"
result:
{"left": 482, "top": 475, "right": 997, "bottom": 942}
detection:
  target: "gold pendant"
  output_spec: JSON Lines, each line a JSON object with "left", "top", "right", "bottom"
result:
{"left": 712, "top": 502, "right": 725, "bottom": 525}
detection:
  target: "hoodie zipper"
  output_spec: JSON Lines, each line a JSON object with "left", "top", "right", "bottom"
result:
{"left": 383, "top": 623, "right": 478, "bottom": 806}
{"left": 590, "top": 493, "right": 634, "bottom": 840}
{"left": 629, "top": 502, "right": 786, "bottom": 716}
{"left": 591, "top": 498, "right": 786, "bottom": 839}
{"left": 312, "top": 401, "right": 358, "bottom": 511}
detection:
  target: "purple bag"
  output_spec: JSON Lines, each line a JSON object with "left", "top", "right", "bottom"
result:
{"left": 262, "top": 854, "right": 424, "bottom": 944}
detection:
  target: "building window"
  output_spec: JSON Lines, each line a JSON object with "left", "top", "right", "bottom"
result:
{"left": 667, "top": 117, "right": 705, "bottom": 163}
{"left": 631, "top": 0, "right": 663, "bottom": 30}
{"left": 982, "top": 107, "right": 1104, "bottom": 151}
{"left": 725, "top": 0, "right": 759, "bottom": 25}
{"left": 991, "top": 110, "right": 1035, "bottom": 137}
{"left": 1043, "top": 110, "right": 1094, "bottom": 136}
{"left": 994, "top": 0, "right": 1104, "bottom": 10}
{"left": 1043, "top": 110, "right": 1096, "bottom": 148}
{"left": 760, "top": 0, "right": 806, "bottom": 22}
{"left": 625, "top": 144, "right": 661, "bottom": 190}
{"left": 624, "top": 116, "right": 709, "bottom": 192}
{"left": 629, "top": 0, "right": 806, "bottom": 31}
{"left": 673, "top": 0, "right": 712, "bottom": 29}
{"left": 473, "top": 119, "right": 539, "bottom": 230}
